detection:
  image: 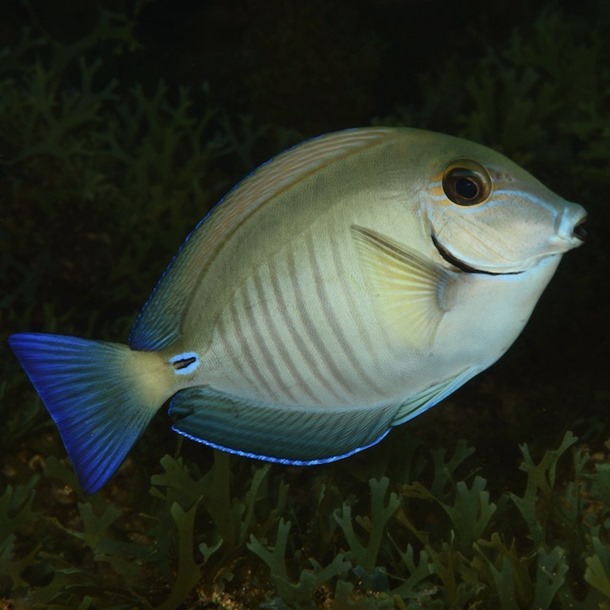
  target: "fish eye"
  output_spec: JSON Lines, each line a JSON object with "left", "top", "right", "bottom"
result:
{"left": 442, "top": 160, "right": 491, "bottom": 206}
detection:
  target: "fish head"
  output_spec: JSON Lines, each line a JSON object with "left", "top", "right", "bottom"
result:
{"left": 419, "top": 141, "right": 587, "bottom": 275}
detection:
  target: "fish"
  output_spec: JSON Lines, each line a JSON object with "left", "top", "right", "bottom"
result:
{"left": 8, "top": 127, "right": 587, "bottom": 493}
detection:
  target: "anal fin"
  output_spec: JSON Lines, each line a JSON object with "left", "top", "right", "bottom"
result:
{"left": 169, "top": 386, "right": 399, "bottom": 465}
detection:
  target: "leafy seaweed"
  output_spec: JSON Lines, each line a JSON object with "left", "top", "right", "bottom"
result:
{"left": 334, "top": 477, "right": 399, "bottom": 582}
{"left": 249, "top": 519, "right": 351, "bottom": 610}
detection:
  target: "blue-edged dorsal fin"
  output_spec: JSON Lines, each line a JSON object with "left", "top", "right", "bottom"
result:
{"left": 129, "top": 128, "right": 396, "bottom": 351}
{"left": 8, "top": 333, "right": 169, "bottom": 493}
{"left": 351, "top": 225, "right": 458, "bottom": 350}
{"left": 168, "top": 386, "right": 399, "bottom": 465}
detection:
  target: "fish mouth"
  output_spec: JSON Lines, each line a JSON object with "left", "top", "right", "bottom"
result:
{"left": 431, "top": 233, "right": 522, "bottom": 276}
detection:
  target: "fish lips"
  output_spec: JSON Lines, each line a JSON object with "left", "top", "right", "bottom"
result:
{"left": 431, "top": 233, "right": 523, "bottom": 276}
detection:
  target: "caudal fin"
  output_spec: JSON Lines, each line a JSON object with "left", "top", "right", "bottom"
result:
{"left": 8, "top": 333, "right": 170, "bottom": 493}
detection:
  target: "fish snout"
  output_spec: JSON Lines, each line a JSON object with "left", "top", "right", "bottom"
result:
{"left": 572, "top": 215, "right": 588, "bottom": 242}
{"left": 557, "top": 203, "right": 588, "bottom": 247}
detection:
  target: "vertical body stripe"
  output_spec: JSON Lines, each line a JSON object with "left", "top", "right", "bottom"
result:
{"left": 243, "top": 272, "right": 300, "bottom": 404}
{"left": 286, "top": 248, "right": 355, "bottom": 397}
{"left": 305, "top": 231, "right": 387, "bottom": 396}
{"left": 216, "top": 311, "right": 260, "bottom": 392}
{"left": 228, "top": 297, "right": 277, "bottom": 398}
{"left": 252, "top": 266, "right": 322, "bottom": 403}
{"left": 268, "top": 257, "right": 344, "bottom": 402}
{"left": 326, "top": 224, "right": 390, "bottom": 371}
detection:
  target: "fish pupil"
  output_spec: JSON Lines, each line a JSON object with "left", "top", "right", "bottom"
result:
{"left": 455, "top": 177, "right": 479, "bottom": 200}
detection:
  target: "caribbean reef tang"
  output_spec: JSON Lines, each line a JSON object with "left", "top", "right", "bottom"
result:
{"left": 9, "top": 128, "right": 587, "bottom": 493}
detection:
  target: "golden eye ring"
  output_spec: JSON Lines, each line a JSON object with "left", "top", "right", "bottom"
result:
{"left": 442, "top": 160, "right": 492, "bottom": 206}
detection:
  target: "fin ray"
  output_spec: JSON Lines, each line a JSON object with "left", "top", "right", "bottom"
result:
{"left": 9, "top": 333, "right": 165, "bottom": 493}
{"left": 169, "top": 386, "right": 399, "bottom": 464}
{"left": 351, "top": 225, "right": 457, "bottom": 349}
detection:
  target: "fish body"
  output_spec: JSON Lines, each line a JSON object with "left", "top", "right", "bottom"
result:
{"left": 9, "top": 128, "right": 587, "bottom": 493}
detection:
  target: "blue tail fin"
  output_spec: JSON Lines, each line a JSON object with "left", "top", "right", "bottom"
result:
{"left": 8, "top": 333, "right": 170, "bottom": 493}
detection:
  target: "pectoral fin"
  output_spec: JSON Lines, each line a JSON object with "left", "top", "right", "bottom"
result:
{"left": 351, "top": 225, "right": 457, "bottom": 349}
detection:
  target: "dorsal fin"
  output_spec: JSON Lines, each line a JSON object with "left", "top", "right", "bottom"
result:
{"left": 129, "top": 128, "right": 396, "bottom": 351}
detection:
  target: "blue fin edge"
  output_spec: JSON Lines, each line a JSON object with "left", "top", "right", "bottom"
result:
{"left": 9, "top": 333, "right": 157, "bottom": 493}
{"left": 172, "top": 425, "right": 390, "bottom": 466}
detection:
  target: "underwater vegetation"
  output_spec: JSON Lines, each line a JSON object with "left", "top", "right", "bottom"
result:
{"left": 2, "top": 428, "right": 610, "bottom": 608}
{"left": 1, "top": 2, "right": 609, "bottom": 608}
